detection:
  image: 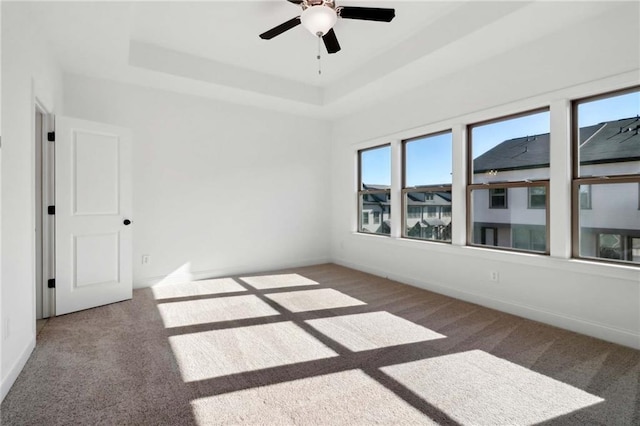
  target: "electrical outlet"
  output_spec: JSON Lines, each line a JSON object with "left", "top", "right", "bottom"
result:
{"left": 490, "top": 271, "right": 500, "bottom": 282}
{"left": 142, "top": 255, "right": 151, "bottom": 265}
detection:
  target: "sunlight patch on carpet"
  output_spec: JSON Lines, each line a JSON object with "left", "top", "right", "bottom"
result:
{"left": 240, "top": 273, "right": 319, "bottom": 290}
{"left": 306, "top": 311, "right": 446, "bottom": 351}
{"left": 158, "top": 295, "right": 279, "bottom": 328}
{"left": 169, "top": 321, "right": 338, "bottom": 382}
{"left": 151, "top": 277, "right": 246, "bottom": 300}
{"left": 381, "top": 350, "right": 604, "bottom": 425}
{"left": 190, "top": 369, "right": 434, "bottom": 425}
{"left": 265, "top": 288, "right": 366, "bottom": 313}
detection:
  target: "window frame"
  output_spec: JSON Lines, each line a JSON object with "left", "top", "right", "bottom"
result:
{"left": 579, "top": 184, "right": 592, "bottom": 210}
{"left": 467, "top": 108, "right": 551, "bottom": 255}
{"left": 357, "top": 144, "right": 391, "bottom": 236}
{"left": 373, "top": 211, "right": 381, "bottom": 224}
{"left": 489, "top": 187, "right": 508, "bottom": 209}
{"left": 527, "top": 186, "right": 546, "bottom": 209}
{"left": 571, "top": 86, "right": 640, "bottom": 265}
{"left": 407, "top": 206, "right": 421, "bottom": 219}
{"left": 401, "top": 130, "right": 453, "bottom": 244}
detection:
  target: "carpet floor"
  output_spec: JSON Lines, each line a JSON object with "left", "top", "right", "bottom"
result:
{"left": 1, "top": 263, "right": 639, "bottom": 425}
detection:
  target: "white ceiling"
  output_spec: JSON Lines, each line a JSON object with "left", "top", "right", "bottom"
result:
{"left": 23, "top": 1, "right": 626, "bottom": 118}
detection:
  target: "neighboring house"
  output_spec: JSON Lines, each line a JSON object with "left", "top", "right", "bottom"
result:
{"left": 360, "top": 184, "right": 391, "bottom": 234}
{"left": 472, "top": 116, "right": 640, "bottom": 259}
{"left": 406, "top": 191, "right": 452, "bottom": 240}
{"left": 361, "top": 117, "right": 640, "bottom": 260}
{"left": 361, "top": 185, "right": 452, "bottom": 237}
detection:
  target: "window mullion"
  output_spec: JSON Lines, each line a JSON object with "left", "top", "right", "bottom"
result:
{"left": 549, "top": 99, "right": 572, "bottom": 259}
{"left": 390, "top": 139, "right": 402, "bottom": 238}
{"left": 451, "top": 124, "right": 467, "bottom": 246}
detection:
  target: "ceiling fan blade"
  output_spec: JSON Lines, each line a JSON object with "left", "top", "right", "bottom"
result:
{"left": 286, "top": 0, "right": 303, "bottom": 4}
{"left": 322, "top": 29, "right": 341, "bottom": 54}
{"left": 259, "top": 16, "right": 301, "bottom": 40}
{"left": 338, "top": 7, "right": 395, "bottom": 22}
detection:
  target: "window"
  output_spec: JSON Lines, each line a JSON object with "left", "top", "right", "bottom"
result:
{"left": 528, "top": 186, "right": 546, "bottom": 209}
{"left": 358, "top": 145, "right": 391, "bottom": 235}
{"left": 572, "top": 87, "right": 640, "bottom": 265}
{"left": 402, "top": 131, "right": 453, "bottom": 242}
{"left": 513, "top": 226, "right": 546, "bottom": 251}
{"left": 468, "top": 109, "right": 550, "bottom": 253}
{"left": 489, "top": 188, "right": 508, "bottom": 209}
{"left": 632, "top": 237, "right": 640, "bottom": 262}
{"left": 407, "top": 206, "right": 421, "bottom": 219}
{"left": 596, "top": 234, "right": 640, "bottom": 262}
{"left": 598, "top": 234, "right": 623, "bottom": 260}
{"left": 580, "top": 185, "right": 592, "bottom": 209}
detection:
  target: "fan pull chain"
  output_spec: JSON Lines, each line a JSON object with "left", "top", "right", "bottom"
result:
{"left": 317, "top": 33, "right": 322, "bottom": 75}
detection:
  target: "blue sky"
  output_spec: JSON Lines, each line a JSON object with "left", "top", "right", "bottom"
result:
{"left": 361, "top": 91, "right": 639, "bottom": 187}
{"left": 578, "top": 90, "right": 639, "bottom": 128}
{"left": 405, "top": 132, "right": 452, "bottom": 186}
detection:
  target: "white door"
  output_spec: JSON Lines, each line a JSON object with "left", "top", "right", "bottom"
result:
{"left": 55, "top": 117, "right": 133, "bottom": 315}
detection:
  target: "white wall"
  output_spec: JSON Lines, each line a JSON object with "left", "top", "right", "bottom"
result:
{"left": 1, "top": 2, "right": 63, "bottom": 400}
{"left": 0, "top": 1, "right": 3, "bottom": 404}
{"left": 330, "top": 6, "right": 640, "bottom": 348}
{"left": 63, "top": 74, "right": 331, "bottom": 287}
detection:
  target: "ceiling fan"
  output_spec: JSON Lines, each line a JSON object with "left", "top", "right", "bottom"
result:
{"left": 259, "top": 0, "right": 396, "bottom": 54}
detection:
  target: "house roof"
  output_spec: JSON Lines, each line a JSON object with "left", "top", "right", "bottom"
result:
{"left": 407, "top": 192, "right": 452, "bottom": 205}
{"left": 362, "top": 184, "right": 390, "bottom": 191}
{"left": 579, "top": 117, "right": 640, "bottom": 165}
{"left": 473, "top": 116, "right": 640, "bottom": 173}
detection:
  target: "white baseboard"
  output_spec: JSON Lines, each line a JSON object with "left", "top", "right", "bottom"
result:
{"left": 134, "top": 256, "right": 331, "bottom": 289}
{"left": 1, "top": 337, "right": 36, "bottom": 402}
{"left": 334, "top": 258, "right": 640, "bottom": 350}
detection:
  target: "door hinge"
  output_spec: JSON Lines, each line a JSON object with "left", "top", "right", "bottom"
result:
{"left": 47, "top": 205, "right": 55, "bottom": 215}
{"left": 47, "top": 279, "right": 56, "bottom": 289}
{"left": 47, "top": 131, "right": 55, "bottom": 142}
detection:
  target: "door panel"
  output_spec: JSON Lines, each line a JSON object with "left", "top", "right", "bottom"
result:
{"left": 73, "top": 131, "right": 120, "bottom": 215}
{"left": 56, "top": 117, "right": 132, "bottom": 315}
{"left": 74, "top": 233, "right": 120, "bottom": 287}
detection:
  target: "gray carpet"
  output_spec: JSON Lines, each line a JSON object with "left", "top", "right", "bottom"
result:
{"left": 1, "top": 264, "right": 639, "bottom": 425}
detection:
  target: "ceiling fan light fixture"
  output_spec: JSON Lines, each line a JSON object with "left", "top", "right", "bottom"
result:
{"left": 300, "top": 5, "right": 337, "bottom": 36}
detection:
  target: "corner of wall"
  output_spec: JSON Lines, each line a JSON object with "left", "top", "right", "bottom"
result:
{"left": 0, "top": 337, "right": 35, "bottom": 402}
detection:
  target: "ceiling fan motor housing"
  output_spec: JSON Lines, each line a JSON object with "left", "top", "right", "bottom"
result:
{"left": 301, "top": 3, "right": 337, "bottom": 36}
{"left": 301, "top": 0, "right": 336, "bottom": 10}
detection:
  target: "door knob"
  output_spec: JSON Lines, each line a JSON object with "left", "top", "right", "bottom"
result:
{"left": 123, "top": 219, "right": 132, "bottom": 225}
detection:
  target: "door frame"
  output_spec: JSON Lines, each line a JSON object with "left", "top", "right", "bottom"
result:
{"left": 34, "top": 99, "right": 55, "bottom": 320}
